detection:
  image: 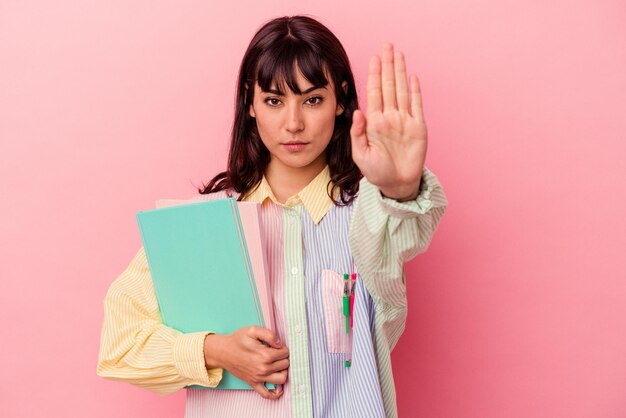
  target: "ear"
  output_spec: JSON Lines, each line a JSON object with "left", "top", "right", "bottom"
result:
{"left": 245, "top": 82, "right": 256, "bottom": 118}
{"left": 335, "top": 81, "right": 348, "bottom": 116}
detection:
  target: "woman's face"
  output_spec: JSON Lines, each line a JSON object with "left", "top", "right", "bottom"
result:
{"left": 249, "top": 69, "right": 344, "bottom": 174}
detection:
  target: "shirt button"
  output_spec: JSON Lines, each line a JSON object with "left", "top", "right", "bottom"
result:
{"left": 291, "top": 267, "right": 298, "bottom": 275}
{"left": 299, "top": 384, "right": 306, "bottom": 394}
{"left": 294, "top": 324, "right": 302, "bottom": 334}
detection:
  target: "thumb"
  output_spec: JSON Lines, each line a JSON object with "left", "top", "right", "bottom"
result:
{"left": 252, "top": 382, "right": 283, "bottom": 400}
{"left": 350, "top": 109, "right": 368, "bottom": 164}
{"left": 248, "top": 326, "right": 282, "bottom": 349}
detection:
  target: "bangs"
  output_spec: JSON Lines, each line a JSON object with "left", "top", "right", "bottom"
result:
{"left": 255, "top": 42, "right": 329, "bottom": 94}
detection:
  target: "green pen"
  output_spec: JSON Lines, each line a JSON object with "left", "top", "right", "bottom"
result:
{"left": 343, "top": 273, "right": 350, "bottom": 334}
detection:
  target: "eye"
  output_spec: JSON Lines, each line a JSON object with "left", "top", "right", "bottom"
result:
{"left": 264, "top": 97, "right": 282, "bottom": 106}
{"left": 306, "top": 96, "right": 324, "bottom": 106}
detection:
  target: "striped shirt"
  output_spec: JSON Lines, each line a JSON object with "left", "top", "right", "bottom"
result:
{"left": 97, "top": 165, "right": 447, "bottom": 417}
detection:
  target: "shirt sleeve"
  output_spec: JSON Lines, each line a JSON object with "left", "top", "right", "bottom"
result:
{"left": 348, "top": 166, "right": 448, "bottom": 350}
{"left": 96, "top": 246, "right": 223, "bottom": 395}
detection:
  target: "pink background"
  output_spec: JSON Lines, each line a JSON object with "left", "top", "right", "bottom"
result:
{"left": 2, "top": 1, "right": 625, "bottom": 417}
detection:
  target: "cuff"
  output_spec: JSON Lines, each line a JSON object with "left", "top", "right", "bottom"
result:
{"left": 173, "top": 331, "right": 223, "bottom": 388}
{"left": 361, "top": 168, "right": 437, "bottom": 219}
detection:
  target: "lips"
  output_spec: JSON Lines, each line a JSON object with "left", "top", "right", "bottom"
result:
{"left": 283, "top": 141, "right": 308, "bottom": 152}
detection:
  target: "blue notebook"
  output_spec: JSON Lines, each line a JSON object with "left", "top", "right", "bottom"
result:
{"left": 136, "top": 198, "right": 271, "bottom": 390}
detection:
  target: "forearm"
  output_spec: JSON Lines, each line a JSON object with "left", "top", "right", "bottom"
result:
{"left": 96, "top": 247, "right": 222, "bottom": 395}
{"left": 349, "top": 167, "right": 447, "bottom": 347}
{"left": 97, "top": 319, "right": 218, "bottom": 395}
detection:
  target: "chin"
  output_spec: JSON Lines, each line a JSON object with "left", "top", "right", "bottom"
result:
{"left": 275, "top": 154, "right": 323, "bottom": 170}
{"left": 283, "top": 160, "right": 317, "bottom": 169}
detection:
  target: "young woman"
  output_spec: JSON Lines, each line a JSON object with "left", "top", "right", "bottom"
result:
{"left": 98, "top": 15, "right": 447, "bottom": 418}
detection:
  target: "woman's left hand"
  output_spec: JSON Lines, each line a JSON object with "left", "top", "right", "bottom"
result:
{"left": 350, "top": 43, "right": 427, "bottom": 201}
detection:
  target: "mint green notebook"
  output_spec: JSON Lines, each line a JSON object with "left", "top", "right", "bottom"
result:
{"left": 136, "top": 198, "right": 269, "bottom": 390}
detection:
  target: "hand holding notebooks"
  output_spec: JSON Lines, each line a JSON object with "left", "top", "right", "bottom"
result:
{"left": 136, "top": 198, "right": 274, "bottom": 390}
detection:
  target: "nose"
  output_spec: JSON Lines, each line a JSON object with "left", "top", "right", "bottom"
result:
{"left": 285, "top": 103, "right": 304, "bottom": 133}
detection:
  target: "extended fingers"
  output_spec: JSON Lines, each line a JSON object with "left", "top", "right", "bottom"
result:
{"left": 368, "top": 44, "right": 411, "bottom": 115}
{"left": 410, "top": 74, "right": 425, "bottom": 122}
{"left": 367, "top": 56, "right": 382, "bottom": 114}
{"left": 381, "top": 43, "right": 396, "bottom": 112}
{"left": 350, "top": 109, "right": 368, "bottom": 167}
{"left": 395, "top": 51, "right": 410, "bottom": 113}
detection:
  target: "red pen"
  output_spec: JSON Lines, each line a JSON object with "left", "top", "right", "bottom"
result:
{"left": 349, "top": 273, "right": 356, "bottom": 329}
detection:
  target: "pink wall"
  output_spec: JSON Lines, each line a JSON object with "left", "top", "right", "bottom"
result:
{"left": 2, "top": 1, "right": 625, "bottom": 417}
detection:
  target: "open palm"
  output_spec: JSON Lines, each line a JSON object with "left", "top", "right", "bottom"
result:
{"left": 350, "top": 43, "right": 428, "bottom": 201}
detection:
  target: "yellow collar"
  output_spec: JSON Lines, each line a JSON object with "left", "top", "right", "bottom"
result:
{"left": 242, "top": 165, "right": 337, "bottom": 224}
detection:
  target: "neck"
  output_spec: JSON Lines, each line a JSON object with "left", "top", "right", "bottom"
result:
{"left": 265, "top": 156, "right": 326, "bottom": 204}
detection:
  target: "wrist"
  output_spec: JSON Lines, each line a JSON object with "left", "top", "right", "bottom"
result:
{"left": 380, "top": 190, "right": 418, "bottom": 202}
{"left": 203, "top": 333, "right": 227, "bottom": 369}
{"left": 377, "top": 171, "right": 424, "bottom": 202}
{"left": 379, "top": 183, "right": 421, "bottom": 202}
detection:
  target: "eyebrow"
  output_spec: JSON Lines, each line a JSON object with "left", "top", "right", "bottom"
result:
{"left": 264, "top": 86, "right": 326, "bottom": 95}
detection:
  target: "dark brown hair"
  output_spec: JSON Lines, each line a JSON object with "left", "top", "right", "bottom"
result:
{"left": 199, "top": 15, "right": 362, "bottom": 204}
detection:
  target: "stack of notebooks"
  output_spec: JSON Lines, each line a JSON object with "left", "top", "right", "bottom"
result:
{"left": 136, "top": 198, "right": 274, "bottom": 390}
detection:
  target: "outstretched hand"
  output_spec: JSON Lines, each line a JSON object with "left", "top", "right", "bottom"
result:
{"left": 350, "top": 43, "right": 428, "bottom": 201}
